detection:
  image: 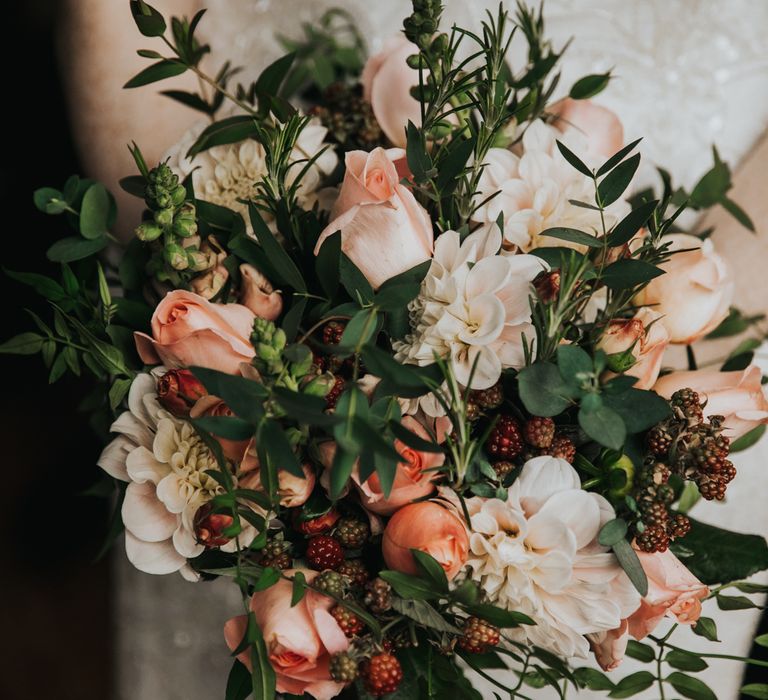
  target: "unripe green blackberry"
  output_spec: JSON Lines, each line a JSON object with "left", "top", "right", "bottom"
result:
{"left": 329, "top": 652, "right": 359, "bottom": 683}
{"left": 314, "top": 570, "right": 347, "bottom": 598}
{"left": 335, "top": 516, "right": 370, "bottom": 549}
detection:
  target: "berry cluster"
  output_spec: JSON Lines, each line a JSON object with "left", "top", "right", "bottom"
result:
{"left": 310, "top": 83, "right": 383, "bottom": 150}
{"left": 634, "top": 388, "right": 734, "bottom": 552}
{"left": 457, "top": 616, "right": 500, "bottom": 654}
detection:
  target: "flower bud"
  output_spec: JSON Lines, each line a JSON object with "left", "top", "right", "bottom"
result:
{"left": 157, "top": 369, "right": 208, "bottom": 415}
{"left": 171, "top": 184, "right": 187, "bottom": 207}
{"left": 187, "top": 249, "right": 210, "bottom": 272}
{"left": 294, "top": 507, "right": 340, "bottom": 535}
{"left": 605, "top": 346, "right": 638, "bottom": 373}
{"left": 406, "top": 53, "right": 422, "bottom": 69}
{"left": 164, "top": 243, "right": 189, "bottom": 270}
{"left": 194, "top": 504, "right": 234, "bottom": 548}
{"left": 154, "top": 207, "right": 175, "bottom": 227}
{"left": 173, "top": 215, "right": 198, "bottom": 238}
{"left": 303, "top": 373, "right": 335, "bottom": 397}
{"left": 533, "top": 270, "right": 561, "bottom": 303}
{"left": 135, "top": 221, "right": 163, "bottom": 242}
{"left": 607, "top": 454, "right": 635, "bottom": 499}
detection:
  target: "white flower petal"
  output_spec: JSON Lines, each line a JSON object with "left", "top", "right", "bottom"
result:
{"left": 125, "top": 531, "right": 186, "bottom": 575}
{"left": 97, "top": 436, "right": 132, "bottom": 481}
{"left": 122, "top": 481, "right": 178, "bottom": 542}
{"left": 126, "top": 445, "right": 170, "bottom": 485}
{"left": 538, "top": 489, "right": 601, "bottom": 550}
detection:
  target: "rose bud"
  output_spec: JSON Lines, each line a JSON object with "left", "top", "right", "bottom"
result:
{"left": 597, "top": 307, "right": 670, "bottom": 390}
{"left": 382, "top": 501, "right": 469, "bottom": 581}
{"left": 194, "top": 504, "right": 235, "bottom": 548}
{"left": 533, "top": 269, "right": 561, "bottom": 303}
{"left": 157, "top": 369, "right": 208, "bottom": 416}
{"left": 294, "top": 507, "right": 341, "bottom": 536}
{"left": 240, "top": 264, "right": 283, "bottom": 321}
{"left": 189, "top": 395, "right": 250, "bottom": 463}
{"left": 634, "top": 234, "right": 733, "bottom": 344}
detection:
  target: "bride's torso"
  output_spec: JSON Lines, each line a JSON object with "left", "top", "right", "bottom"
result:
{"left": 116, "top": 2, "right": 768, "bottom": 698}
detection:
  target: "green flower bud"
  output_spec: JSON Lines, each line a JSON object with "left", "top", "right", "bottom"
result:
{"left": 406, "top": 53, "right": 423, "bottom": 69}
{"left": 154, "top": 207, "right": 175, "bottom": 227}
{"left": 135, "top": 221, "right": 163, "bottom": 242}
{"left": 171, "top": 185, "right": 187, "bottom": 207}
{"left": 607, "top": 454, "right": 635, "bottom": 499}
{"left": 258, "top": 343, "right": 280, "bottom": 363}
{"left": 291, "top": 351, "right": 313, "bottom": 379}
{"left": 605, "top": 347, "right": 638, "bottom": 373}
{"left": 164, "top": 243, "right": 189, "bottom": 270}
{"left": 173, "top": 216, "right": 198, "bottom": 238}
{"left": 187, "top": 249, "right": 209, "bottom": 272}
{"left": 273, "top": 328, "right": 287, "bottom": 351}
{"left": 430, "top": 33, "right": 448, "bottom": 54}
{"left": 303, "top": 373, "right": 334, "bottom": 398}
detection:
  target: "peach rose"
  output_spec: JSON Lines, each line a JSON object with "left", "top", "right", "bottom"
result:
{"left": 314, "top": 147, "right": 433, "bottom": 289}
{"left": 598, "top": 307, "right": 670, "bottom": 389}
{"left": 240, "top": 264, "right": 283, "bottom": 320}
{"left": 362, "top": 36, "right": 420, "bottom": 148}
{"left": 240, "top": 438, "right": 315, "bottom": 507}
{"left": 587, "top": 619, "right": 629, "bottom": 672}
{"left": 355, "top": 415, "right": 445, "bottom": 515}
{"left": 634, "top": 234, "right": 733, "bottom": 344}
{"left": 654, "top": 365, "right": 768, "bottom": 439}
{"left": 382, "top": 501, "right": 469, "bottom": 580}
{"left": 626, "top": 548, "right": 708, "bottom": 640}
{"left": 135, "top": 290, "right": 255, "bottom": 374}
{"left": 551, "top": 98, "right": 624, "bottom": 163}
{"left": 189, "top": 395, "right": 250, "bottom": 463}
{"left": 224, "top": 570, "right": 349, "bottom": 700}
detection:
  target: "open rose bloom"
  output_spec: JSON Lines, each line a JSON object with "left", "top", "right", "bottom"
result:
{"left": 15, "top": 4, "right": 768, "bottom": 699}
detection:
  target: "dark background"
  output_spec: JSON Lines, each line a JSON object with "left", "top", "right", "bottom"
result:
{"left": 0, "top": 3, "right": 766, "bottom": 700}
{"left": 0, "top": 3, "right": 112, "bottom": 699}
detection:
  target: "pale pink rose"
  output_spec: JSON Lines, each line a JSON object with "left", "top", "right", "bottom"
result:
{"left": 189, "top": 395, "right": 250, "bottom": 463}
{"left": 134, "top": 290, "right": 255, "bottom": 374}
{"left": 240, "top": 438, "right": 315, "bottom": 507}
{"left": 362, "top": 37, "right": 420, "bottom": 148}
{"left": 598, "top": 307, "right": 670, "bottom": 389}
{"left": 587, "top": 619, "right": 629, "bottom": 672}
{"left": 224, "top": 570, "right": 349, "bottom": 700}
{"left": 240, "top": 264, "right": 283, "bottom": 320}
{"left": 654, "top": 365, "right": 768, "bottom": 439}
{"left": 626, "top": 548, "right": 708, "bottom": 640}
{"left": 382, "top": 501, "right": 469, "bottom": 580}
{"left": 551, "top": 98, "right": 624, "bottom": 162}
{"left": 317, "top": 416, "right": 446, "bottom": 516}
{"left": 314, "top": 147, "right": 433, "bottom": 289}
{"left": 635, "top": 234, "right": 733, "bottom": 344}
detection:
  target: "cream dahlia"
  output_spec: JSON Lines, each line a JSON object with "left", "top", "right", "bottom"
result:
{"left": 462, "top": 456, "right": 640, "bottom": 658}
{"left": 393, "top": 226, "right": 544, "bottom": 390}
{"left": 471, "top": 120, "right": 630, "bottom": 252}
{"left": 98, "top": 373, "right": 257, "bottom": 580}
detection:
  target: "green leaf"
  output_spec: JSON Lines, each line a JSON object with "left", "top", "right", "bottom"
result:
{"left": 190, "top": 367, "right": 268, "bottom": 424}
{"left": 452, "top": 579, "right": 480, "bottom": 606}
{"left": 436, "top": 135, "right": 476, "bottom": 194}
{"left": 109, "top": 377, "right": 132, "bottom": 411}
{"left": 612, "top": 538, "right": 648, "bottom": 596}
{"left": 187, "top": 116, "right": 258, "bottom": 158}
{"left": 5, "top": 270, "right": 66, "bottom": 301}
{"left": 731, "top": 423, "right": 768, "bottom": 454}
{"left": 624, "top": 640, "right": 655, "bottom": 663}
{"left": 670, "top": 517, "right": 768, "bottom": 585}
{"left": 254, "top": 52, "right": 296, "bottom": 102}
{"left": 666, "top": 650, "right": 709, "bottom": 672}
{"left": 691, "top": 616, "right": 719, "bottom": 642}
{"left": 340, "top": 253, "right": 374, "bottom": 305}
{"left": 193, "top": 416, "right": 255, "bottom": 441}
{"left": 0, "top": 332, "right": 45, "bottom": 355}
{"left": 388, "top": 420, "right": 443, "bottom": 453}
{"left": 540, "top": 227, "right": 602, "bottom": 248}
{"left": 557, "top": 344, "right": 593, "bottom": 382}
{"left": 721, "top": 196, "right": 755, "bottom": 232}
{"left": 361, "top": 345, "right": 434, "bottom": 398}
{"left": 246, "top": 613, "right": 277, "bottom": 700}
{"left": 390, "top": 598, "right": 460, "bottom": 634}
{"left": 603, "top": 388, "right": 671, "bottom": 433}
{"left": 715, "top": 594, "right": 760, "bottom": 610}
{"left": 33, "top": 187, "right": 68, "bottom": 214}
{"left": 129, "top": 0, "right": 167, "bottom": 37}
{"left": 666, "top": 671, "right": 716, "bottom": 700}
{"left": 379, "top": 570, "right": 437, "bottom": 600}
{"left": 47, "top": 236, "right": 108, "bottom": 263}
{"left": 314, "top": 230, "right": 341, "bottom": 299}
{"left": 598, "top": 518, "right": 628, "bottom": 547}
{"left": 574, "top": 667, "right": 615, "bottom": 691}
{"left": 79, "top": 183, "right": 110, "bottom": 240}
{"left": 690, "top": 146, "right": 730, "bottom": 208}
{"left": 556, "top": 139, "right": 593, "bottom": 178}
{"left": 601, "top": 258, "right": 664, "bottom": 290}
{"left": 406, "top": 120, "right": 432, "bottom": 183}
{"left": 252, "top": 567, "right": 281, "bottom": 592}
{"left": 741, "top": 684, "right": 768, "bottom": 700}
{"left": 596, "top": 138, "right": 643, "bottom": 177}
{"left": 290, "top": 570, "right": 307, "bottom": 606}
{"left": 707, "top": 307, "right": 765, "bottom": 338}
{"left": 579, "top": 404, "right": 626, "bottom": 450}
{"left": 608, "top": 671, "right": 655, "bottom": 698}
{"left": 597, "top": 153, "right": 640, "bottom": 207}
{"left": 124, "top": 59, "right": 187, "bottom": 88}
{"left": 225, "top": 660, "right": 252, "bottom": 700}
{"left": 607, "top": 199, "right": 658, "bottom": 247}
{"left": 755, "top": 633, "right": 768, "bottom": 648}
{"left": 517, "top": 363, "right": 572, "bottom": 416}
{"left": 464, "top": 603, "right": 535, "bottom": 628}
{"left": 272, "top": 387, "right": 339, "bottom": 428}
{"left": 340, "top": 308, "right": 378, "bottom": 349}
{"left": 248, "top": 204, "right": 306, "bottom": 291}
{"left": 257, "top": 418, "right": 303, "bottom": 481}
{"left": 411, "top": 550, "right": 449, "bottom": 593}
{"left": 569, "top": 72, "right": 611, "bottom": 99}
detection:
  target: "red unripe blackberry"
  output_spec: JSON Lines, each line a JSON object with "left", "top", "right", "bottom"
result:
{"left": 493, "top": 460, "right": 515, "bottom": 479}
{"left": 457, "top": 616, "right": 500, "bottom": 654}
{"left": 331, "top": 605, "right": 365, "bottom": 637}
{"left": 322, "top": 321, "right": 345, "bottom": 346}
{"left": 647, "top": 425, "right": 674, "bottom": 458}
{"left": 306, "top": 535, "right": 344, "bottom": 570}
{"left": 325, "top": 376, "right": 345, "bottom": 409}
{"left": 549, "top": 434, "right": 576, "bottom": 463}
{"left": 486, "top": 416, "right": 524, "bottom": 460}
{"left": 260, "top": 538, "right": 292, "bottom": 569}
{"left": 470, "top": 383, "right": 504, "bottom": 410}
{"left": 524, "top": 417, "right": 556, "bottom": 449}
{"left": 314, "top": 570, "right": 347, "bottom": 597}
{"left": 361, "top": 653, "right": 403, "bottom": 696}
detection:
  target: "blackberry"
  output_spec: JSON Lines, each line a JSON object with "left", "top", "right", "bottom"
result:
{"left": 260, "top": 538, "right": 292, "bottom": 568}
{"left": 331, "top": 605, "right": 365, "bottom": 637}
{"left": 667, "top": 513, "right": 691, "bottom": 539}
{"left": 322, "top": 321, "right": 346, "bottom": 346}
{"left": 486, "top": 416, "right": 524, "bottom": 460}
{"left": 457, "top": 616, "right": 500, "bottom": 654}
{"left": 470, "top": 383, "right": 504, "bottom": 410}
{"left": 647, "top": 425, "right": 674, "bottom": 458}
{"left": 548, "top": 434, "right": 576, "bottom": 463}
{"left": 671, "top": 388, "right": 704, "bottom": 423}
{"left": 361, "top": 653, "right": 403, "bottom": 697}
{"left": 306, "top": 535, "right": 344, "bottom": 570}
{"left": 338, "top": 559, "right": 370, "bottom": 587}
{"left": 335, "top": 516, "right": 370, "bottom": 549}
{"left": 260, "top": 551, "right": 292, "bottom": 570}
{"left": 524, "top": 417, "right": 556, "bottom": 449}
{"left": 636, "top": 524, "right": 670, "bottom": 553}
{"left": 493, "top": 460, "right": 515, "bottom": 479}
{"left": 644, "top": 501, "right": 668, "bottom": 527}
{"left": 329, "top": 652, "right": 359, "bottom": 683}
{"left": 364, "top": 578, "right": 392, "bottom": 614}
{"left": 466, "top": 400, "right": 482, "bottom": 422}
{"left": 325, "top": 376, "right": 345, "bottom": 410}
{"left": 314, "top": 570, "right": 346, "bottom": 598}
{"left": 697, "top": 476, "right": 727, "bottom": 501}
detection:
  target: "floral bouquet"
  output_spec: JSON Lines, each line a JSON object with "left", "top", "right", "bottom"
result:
{"left": 5, "top": 1, "right": 768, "bottom": 698}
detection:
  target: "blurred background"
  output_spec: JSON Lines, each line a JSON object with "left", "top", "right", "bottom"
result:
{"left": 0, "top": 3, "right": 112, "bottom": 699}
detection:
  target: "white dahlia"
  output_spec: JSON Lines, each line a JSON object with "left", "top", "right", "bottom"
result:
{"left": 164, "top": 113, "right": 338, "bottom": 226}
{"left": 98, "top": 373, "right": 257, "bottom": 580}
{"left": 463, "top": 456, "right": 640, "bottom": 658}
{"left": 393, "top": 226, "right": 545, "bottom": 390}
{"left": 471, "top": 119, "right": 630, "bottom": 252}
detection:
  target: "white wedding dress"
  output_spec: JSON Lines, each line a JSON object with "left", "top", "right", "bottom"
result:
{"left": 115, "top": 2, "right": 768, "bottom": 698}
